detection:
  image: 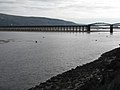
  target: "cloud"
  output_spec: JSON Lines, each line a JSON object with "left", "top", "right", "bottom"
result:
{"left": 24, "top": 6, "right": 53, "bottom": 10}
{"left": 0, "top": 1, "right": 15, "bottom": 4}
{"left": 60, "top": 4, "right": 116, "bottom": 11}
{"left": 0, "top": 0, "right": 120, "bottom": 23}
{"left": 29, "top": 0, "right": 63, "bottom": 2}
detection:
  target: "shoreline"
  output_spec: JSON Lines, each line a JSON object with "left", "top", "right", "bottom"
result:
{"left": 29, "top": 47, "right": 120, "bottom": 90}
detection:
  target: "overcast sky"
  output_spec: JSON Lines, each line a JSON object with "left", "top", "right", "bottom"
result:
{"left": 0, "top": 0, "right": 120, "bottom": 23}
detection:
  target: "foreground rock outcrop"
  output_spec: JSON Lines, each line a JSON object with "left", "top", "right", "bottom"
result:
{"left": 29, "top": 47, "right": 120, "bottom": 90}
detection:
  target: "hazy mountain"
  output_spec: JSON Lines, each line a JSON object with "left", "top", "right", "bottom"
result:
{"left": 0, "top": 13, "right": 76, "bottom": 26}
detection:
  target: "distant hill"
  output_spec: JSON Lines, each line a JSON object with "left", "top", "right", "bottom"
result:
{"left": 0, "top": 13, "right": 76, "bottom": 26}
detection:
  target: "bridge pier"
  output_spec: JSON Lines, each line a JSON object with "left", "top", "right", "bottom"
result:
{"left": 79, "top": 26, "right": 81, "bottom": 32}
{"left": 82, "top": 27, "right": 84, "bottom": 32}
{"left": 75, "top": 26, "right": 77, "bottom": 32}
{"left": 110, "top": 25, "right": 113, "bottom": 33}
{"left": 72, "top": 26, "right": 74, "bottom": 32}
{"left": 69, "top": 26, "right": 71, "bottom": 32}
{"left": 87, "top": 25, "right": 91, "bottom": 32}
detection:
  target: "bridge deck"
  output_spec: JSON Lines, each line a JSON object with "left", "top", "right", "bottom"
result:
{"left": 0, "top": 22, "right": 119, "bottom": 33}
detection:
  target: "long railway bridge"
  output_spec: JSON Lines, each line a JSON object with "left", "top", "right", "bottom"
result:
{"left": 0, "top": 22, "right": 120, "bottom": 33}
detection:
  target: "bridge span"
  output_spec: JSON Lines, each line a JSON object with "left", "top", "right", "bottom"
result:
{"left": 0, "top": 22, "right": 120, "bottom": 33}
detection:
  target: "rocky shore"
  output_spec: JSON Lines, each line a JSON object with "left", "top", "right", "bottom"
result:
{"left": 29, "top": 47, "right": 120, "bottom": 90}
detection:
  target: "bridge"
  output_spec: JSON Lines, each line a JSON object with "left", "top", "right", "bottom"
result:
{"left": 0, "top": 22, "right": 120, "bottom": 33}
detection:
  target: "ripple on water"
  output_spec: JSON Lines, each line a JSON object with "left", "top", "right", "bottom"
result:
{"left": 0, "top": 39, "right": 14, "bottom": 44}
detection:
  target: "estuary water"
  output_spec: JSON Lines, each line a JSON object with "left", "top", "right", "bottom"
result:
{"left": 0, "top": 31, "right": 120, "bottom": 90}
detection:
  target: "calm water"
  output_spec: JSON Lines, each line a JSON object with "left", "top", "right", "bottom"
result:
{"left": 0, "top": 31, "right": 120, "bottom": 90}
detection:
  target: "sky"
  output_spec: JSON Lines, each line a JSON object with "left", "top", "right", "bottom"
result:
{"left": 0, "top": 0, "right": 120, "bottom": 23}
